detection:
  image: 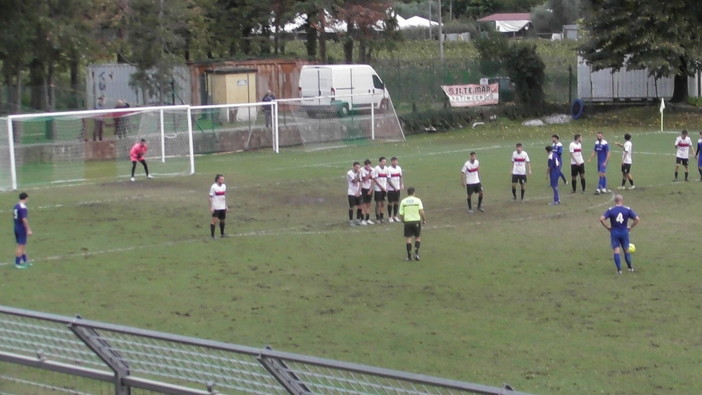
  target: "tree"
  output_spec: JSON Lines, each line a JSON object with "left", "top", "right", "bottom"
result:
{"left": 580, "top": 0, "right": 702, "bottom": 102}
{"left": 335, "top": 0, "right": 391, "bottom": 63}
{"left": 505, "top": 43, "right": 545, "bottom": 114}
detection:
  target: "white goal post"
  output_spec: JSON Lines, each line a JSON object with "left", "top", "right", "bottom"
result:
{"left": 1, "top": 105, "right": 194, "bottom": 191}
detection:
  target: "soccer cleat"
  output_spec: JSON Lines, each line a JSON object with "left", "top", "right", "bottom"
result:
{"left": 349, "top": 220, "right": 356, "bottom": 226}
{"left": 477, "top": 207, "right": 485, "bottom": 212}
{"left": 366, "top": 219, "right": 374, "bottom": 225}
{"left": 570, "top": 190, "right": 577, "bottom": 194}
{"left": 627, "top": 185, "right": 636, "bottom": 190}
{"left": 147, "top": 174, "right": 154, "bottom": 179}
{"left": 548, "top": 201, "right": 560, "bottom": 206}
{"left": 130, "top": 177, "right": 135, "bottom": 182}
{"left": 405, "top": 257, "right": 412, "bottom": 262}
{"left": 617, "top": 271, "right": 622, "bottom": 275}
{"left": 467, "top": 209, "right": 474, "bottom": 214}
{"left": 394, "top": 216, "right": 400, "bottom": 222}
{"left": 593, "top": 189, "right": 601, "bottom": 195}
{"left": 414, "top": 254, "right": 420, "bottom": 261}
{"left": 388, "top": 217, "right": 394, "bottom": 223}
{"left": 628, "top": 267, "right": 635, "bottom": 272}
{"left": 617, "top": 186, "right": 625, "bottom": 190}
{"left": 360, "top": 220, "right": 367, "bottom": 226}
{"left": 15, "top": 263, "right": 28, "bottom": 269}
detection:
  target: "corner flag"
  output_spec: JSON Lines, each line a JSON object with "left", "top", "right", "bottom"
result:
{"left": 659, "top": 98, "right": 665, "bottom": 114}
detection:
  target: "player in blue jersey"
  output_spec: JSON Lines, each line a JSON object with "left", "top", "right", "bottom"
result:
{"left": 551, "top": 134, "right": 567, "bottom": 184}
{"left": 599, "top": 194, "right": 640, "bottom": 274}
{"left": 13, "top": 192, "right": 33, "bottom": 269}
{"left": 588, "top": 131, "right": 611, "bottom": 195}
{"left": 545, "top": 146, "right": 560, "bottom": 205}
{"left": 696, "top": 131, "right": 702, "bottom": 181}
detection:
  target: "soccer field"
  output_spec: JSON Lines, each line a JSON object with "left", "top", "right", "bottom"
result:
{"left": 1, "top": 114, "right": 701, "bottom": 394}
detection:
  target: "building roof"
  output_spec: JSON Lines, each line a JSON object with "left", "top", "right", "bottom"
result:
{"left": 477, "top": 13, "right": 531, "bottom": 22}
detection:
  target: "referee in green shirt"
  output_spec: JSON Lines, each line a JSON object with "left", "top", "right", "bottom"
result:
{"left": 399, "top": 187, "right": 426, "bottom": 261}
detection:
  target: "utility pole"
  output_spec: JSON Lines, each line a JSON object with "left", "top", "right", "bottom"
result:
{"left": 439, "top": 0, "right": 444, "bottom": 61}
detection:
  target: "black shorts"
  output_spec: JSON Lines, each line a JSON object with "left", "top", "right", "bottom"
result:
{"left": 571, "top": 163, "right": 585, "bottom": 177}
{"left": 403, "top": 222, "right": 422, "bottom": 238}
{"left": 212, "top": 209, "right": 226, "bottom": 220}
{"left": 374, "top": 190, "right": 386, "bottom": 202}
{"left": 676, "top": 157, "right": 689, "bottom": 166}
{"left": 362, "top": 188, "right": 373, "bottom": 204}
{"left": 387, "top": 190, "right": 401, "bottom": 203}
{"left": 511, "top": 174, "right": 527, "bottom": 185}
{"left": 348, "top": 195, "right": 361, "bottom": 208}
{"left": 466, "top": 183, "right": 482, "bottom": 194}
{"left": 621, "top": 163, "right": 632, "bottom": 174}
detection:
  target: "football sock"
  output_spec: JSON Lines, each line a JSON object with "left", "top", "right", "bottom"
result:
{"left": 553, "top": 188, "right": 560, "bottom": 203}
{"left": 572, "top": 179, "right": 577, "bottom": 192}
{"left": 624, "top": 252, "right": 632, "bottom": 268}
{"left": 15, "top": 256, "right": 21, "bottom": 266}
{"left": 521, "top": 189, "right": 525, "bottom": 200}
{"left": 131, "top": 162, "right": 137, "bottom": 177}
{"left": 467, "top": 198, "right": 472, "bottom": 210}
{"left": 478, "top": 195, "right": 483, "bottom": 208}
{"left": 613, "top": 253, "right": 621, "bottom": 271}
{"left": 365, "top": 214, "right": 370, "bottom": 221}
{"left": 414, "top": 241, "right": 421, "bottom": 254}
{"left": 21, "top": 254, "right": 27, "bottom": 262}
{"left": 560, "top": 172, "right": 566, "bottom": 183}
{"left": 394, "top": 205, "right": 399, "bottom": 217}
{"left": 142, "top": 161, "right": 150, "bottom": 175}
{"left": 674, "top": 171, "right": 678, "bottom": 179}
{"left": 621, "top": 178, "right": 626, "bottom": 186}
{"left": 356, "top": 209, "right": 362, "bottom": 220}
{"left": 685, "top": 172, "right": 689, "bottom": 180}
{"left": 219, "top": 222, "right": 225, "bottom": 236}
{"left": 581, "top": 178, "right": 586, "bottom": 191}
{"left": 629, "top": 179, "right": 635, "bottom": 186}
{"left": 348, "top": 209, "right": 354, "bottom": 221}
{"left": 406, "top": 243, "right": 412, "bottom": 258}
{"left": 511, "top": 187, "right": 516, "bottom": 199}
{"left": 210, "top": 224, "right": 215, "bottom": 238}
{"left": 388, "top": 207, "right": 392, "bottom": 218}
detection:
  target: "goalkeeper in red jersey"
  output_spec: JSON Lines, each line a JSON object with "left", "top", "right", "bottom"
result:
{"left": 129, "top": 139, "right": 153, "bottom": 182}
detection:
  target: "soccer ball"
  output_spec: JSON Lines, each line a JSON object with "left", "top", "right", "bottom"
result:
{"left": 628, "top": 243, "right": 636, "bottom": 253}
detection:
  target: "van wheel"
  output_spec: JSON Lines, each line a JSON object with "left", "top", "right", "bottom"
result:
{"left": 338, "top": 105, "right": 349, "bottom": 117}
{"left": 379, "top": 99, "right": 389, "bottom": 113}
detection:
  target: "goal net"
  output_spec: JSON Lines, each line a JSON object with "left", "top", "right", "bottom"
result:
{"left": 278, "top": 93, "right": 405, "bottom": 151}
{"left": 2, "top": 105, "right": 193, "bottom": 190}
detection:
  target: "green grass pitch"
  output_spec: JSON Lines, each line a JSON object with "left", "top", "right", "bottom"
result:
{"left": 1, "top": 109, "right": 701, "bottom": 394}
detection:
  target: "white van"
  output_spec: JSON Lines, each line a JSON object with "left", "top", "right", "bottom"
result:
{"left": 298, "top": 64, "right": 390, "bottom": 116}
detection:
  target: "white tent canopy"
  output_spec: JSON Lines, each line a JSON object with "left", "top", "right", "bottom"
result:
{"left": 398, "top": 15, "right": 440, "bottom": 29}
{"left": 495, "top": 20, "right": 530, "bottom": 33}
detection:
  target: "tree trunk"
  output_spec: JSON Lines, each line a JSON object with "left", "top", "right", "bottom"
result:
{"left": 671, "top": 74, "right": 688, "bottom": 103}
{"left": 304, "top": 22, "right": 317, "bottom": 59}
{"left": 29, "top": 59, "right": 44, "bottom": 111}
{"left": 70, "top": 57, "right": 80, "bottom": 109}
{"left": 343, "top": 37, "right": 353, "bottom": 63}
{"left": 318, "top": 11, "right": 327, "bottom": 63}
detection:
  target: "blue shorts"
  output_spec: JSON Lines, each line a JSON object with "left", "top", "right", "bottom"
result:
{"left": 15, "top": 228, "right": 27, "bottom": 245}
{"left": 610, "top": 229, "right": 630, "bottom": 250}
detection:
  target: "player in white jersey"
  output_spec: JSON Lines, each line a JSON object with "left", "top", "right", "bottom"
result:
{"left": 461, "top": 152, "right": 484, "bottom": 213}
{"left": 372, "top": 157, "right": 390, "bottom": 223}
{"left": 569, "top": 134, "right": 586, "bottom": 193}
{"left": 510, "top": 143, "right": 531, "bottom": 201}
{"left": 615, "top": 133, "right": 635, "bottom": 189}
{"left": 359, "top": 159, "right": 374, "bottom": 224}
{"left": 386, "top": 156, "right": 404, "bottom": 222}
{"left": 346, "top": 162, "right": 363, "bottom": 226}
{"left": 208, "top": 174, "right": 227, "bottom": 238}
{"left": 674, "top": 129, "right": 694, "bottom": 181}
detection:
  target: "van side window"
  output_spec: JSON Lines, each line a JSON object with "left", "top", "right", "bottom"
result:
{"left": 372, "top": 75, "right": 384, "bottom": 90}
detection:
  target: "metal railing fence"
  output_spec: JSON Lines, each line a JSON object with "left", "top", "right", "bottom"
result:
{"left": 0, "top": 305, "right": 531, "bottom": 395}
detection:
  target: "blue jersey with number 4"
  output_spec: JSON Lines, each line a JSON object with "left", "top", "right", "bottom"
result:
{"left": 602, "top": 205, "right": 637, "bottom": 230}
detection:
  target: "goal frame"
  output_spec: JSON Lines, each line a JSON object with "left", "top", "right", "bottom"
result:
{"left": 4, "top": 105, "right": 194, "bottom": 190}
